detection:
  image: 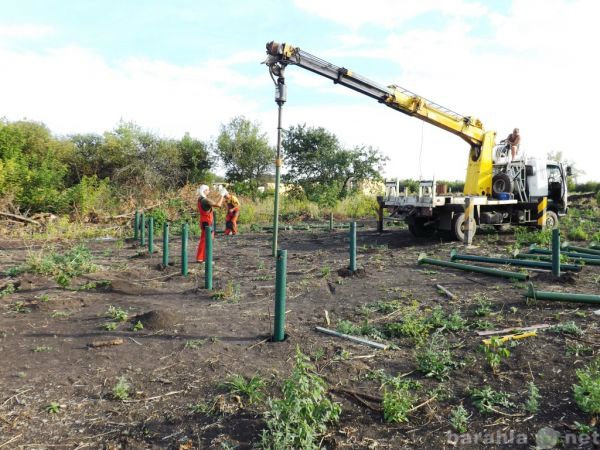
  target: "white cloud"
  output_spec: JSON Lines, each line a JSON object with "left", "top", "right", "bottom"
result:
{"left": 0, "top": 45, "right": 262, "bottom": 140}
{"left": 0, "top": 24, "right": 54, "bottom": 39}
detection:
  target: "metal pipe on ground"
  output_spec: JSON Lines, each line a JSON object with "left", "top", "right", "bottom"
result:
{"left": 449, "top": 249, "right": 581, "bottom": 272}
{"left": 515, "top": 252, "right": 600, "bottom": 266}
{"left": 529, "top": 245, "right": 600, "bottom": 260}
{"left": 525, "top": 282, "right": 600, "bottom": 305}
{"left": 418, "top": 253, "right": 529, "bottom": 281}
{"left": 561, "top": 245, "right": 600, "bottom": 256}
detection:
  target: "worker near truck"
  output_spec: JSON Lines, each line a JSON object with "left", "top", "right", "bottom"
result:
{"left": 195, "top": 184, "right": 223, "bottom": 263}
{"left": 224, "top": 192, "right": 240, "bottom": 235}
{"left": 506, "top": 128, "right": 521, "bottom": 161}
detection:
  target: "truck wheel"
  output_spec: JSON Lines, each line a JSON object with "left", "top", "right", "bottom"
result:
{"left": 452, "top": 212, "right": 477, "bottom": 241}
{"left": 408, "top": 218, "right": 436, "bottom": 238}
{"left": 492, "top": 173, "right": 514, "bottom": 197}
{"left": 545, "top": 211, "right": 559, "bottom": 229}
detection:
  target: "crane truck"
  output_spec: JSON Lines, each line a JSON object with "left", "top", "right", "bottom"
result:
{"left": 264, "top": 41, "right": 569, "bottom": 241}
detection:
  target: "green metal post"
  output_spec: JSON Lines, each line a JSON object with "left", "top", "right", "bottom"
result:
{"left": 529, "top": 245, "right": 600, "bottom": 260}
{"left": 134, "top": 211, "right": 140, "bottom": 240}
{"left": 418, "top": 253, "right": 529, "bottom": 280}
{"left": 273, "top": 249, "right": 287, "bottom": 342}
{"left": 552, "top": 229, "right": 560, "bottom": 277}
{"left": 450, "top": 249, "right": 581, "bottom": 272}
{"left": 140, "top": 213, "right": 145, "bottom": 246}
{"left": 349, "top": 221, "right": 357, "bottom": 272}
{"left": 181, "top": 223, "right": 188, "bottom": 277}
{"left": 205, "top": 226, "right": 213, "bottom": 290}
{"left": 162, "top": 223, "right": 169, "bottom": 267}
{"left": 329, "top": 212, "right": 334, "bottom": 232}
{"left": 148, "top": 217, "right": 154, "bottom": 254}
{"left": 525, "top": 282, "right": 600, "bottom": 304}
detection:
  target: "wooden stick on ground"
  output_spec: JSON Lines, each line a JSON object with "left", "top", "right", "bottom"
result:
{"left": 0, "top": 211, "right": 40, "bottom": 226}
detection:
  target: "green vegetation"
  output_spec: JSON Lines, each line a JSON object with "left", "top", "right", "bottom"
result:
{"left": 549, "top": 321, "right": 584, "bottom": 336}
{"left": 573, "top": 357, "right": 600, "bottom": 415}
{"left": 106, "top": 305, "right": 128, "bottom": 322}
{"left": 0, "top": 282, "right": 16, "bottom": 298}
{"left": 45, "top": 402, "right": 61, "bottom": 414}
{"left": 481, "top": 337, "right": 511, "bottom": 374}
{"left": 415, "top": 334, "right": 461, "bottom": 381}
{"left": 470, "top": 386, "right": 514, "bottom": 414}
{"left": 382, "top": 383, "right": 417, "bottom": 423}
{"left": 449, "top": 405, "right": 469, "bottom": 433}
{"left": 133, "top": 320, "right": 144, "bottom": 331}
{"left": 524, "top": 382, "right": 541, "bottom": 413}
{"left": 112, "top": 377, "right": 130, "bottom": 401}
{"left": 223, "top": 374, "right": 265, "bottom": 405}
{"left": 260, "top": 348, "right": 341, "bottom": 449}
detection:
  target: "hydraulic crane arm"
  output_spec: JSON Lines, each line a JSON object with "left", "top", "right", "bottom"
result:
{"left": 264, "top": 41, "right": 496, "bottom": 196}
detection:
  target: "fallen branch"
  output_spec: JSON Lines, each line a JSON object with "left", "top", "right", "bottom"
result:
{"left": 122, "top": 390, "right": 184, "bottom": 403}
{"left": 435, "top": 284, "right": 456, "bottom": 299}
{"left": 0, "top": 211, "right": 40, "bottom": 226}
{"left": 315, "top": 326, "right": 389, "bottom": 350}
{"left": 88, "top": 338, "right": 124, "bottom": 348}
{"left": 0, "top": 433, "right": 22, "bottom": 449}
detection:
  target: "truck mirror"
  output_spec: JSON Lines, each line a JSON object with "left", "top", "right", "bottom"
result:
{"left": 566, "top": 166, "right": 572, "bottom": 177}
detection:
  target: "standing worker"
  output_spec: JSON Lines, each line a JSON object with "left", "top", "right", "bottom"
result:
{"left": 506, "top": 128, "right": 521, "bottom": 161}
{"left": 224, "top": 192, "right": 241, "bottom": 235}
{"left": 196, "top": 184, "right": 223, "bottom": 263}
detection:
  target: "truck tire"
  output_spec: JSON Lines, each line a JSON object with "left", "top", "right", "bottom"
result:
{"left": 408, "top": 218, "right": 436, "bottom": 238}
{"left": 452, "top": 212, "right": 477, "bottom": 241}
{"left": 545, "top": 211, "right": 559, "bottom": 229}
{"left": 492, "top": 173, "right": 514, "bottom": 197}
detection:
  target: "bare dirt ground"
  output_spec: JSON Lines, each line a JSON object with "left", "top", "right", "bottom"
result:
{"left": 1, "top": 222, "right": 600, "bottom": 449}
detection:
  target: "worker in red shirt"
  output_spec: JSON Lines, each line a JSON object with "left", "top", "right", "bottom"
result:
{"left": 506, "top": 128, "right": 521, "bottom": 161}
{"left": 224, "top": 193, "right": 241, "bottom": 235}
{"left": 195, "top": 185, "right": 223, "bottom": 263}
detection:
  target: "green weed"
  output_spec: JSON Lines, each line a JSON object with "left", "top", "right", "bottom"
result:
{"left": 449, "top": 405, "right": 469, "bottom": 433}
{"left": 260, "top": 347, "right": 341, "bottom": 449}
{"left": 383, "top": 384, "right": 417, "bottom": 423}
{"left": 224, "top": 374, "right": 265, "bottom": 405}
{"left": 112, "top": 377, "right": 130, "bottom": 401}
{"left": 524, "top": 382, "right": 540, "bottom": 413}
{"left": 415, "top": 334, "right": 462, "bottom": 381}
{"left": 573, "top": 358, "right": 600, "bottom": 415}
{"left": 470, "top": 386, "right": 514, "bottom": 414}
{"left": 549, "top": 321, "right": 583, "bottom": 336}
{"left": 106, "top": 305, "right": 128, "bottom": 322}
{"left": 45, "top": 402, "right": 61, "bottom": 414}
{"left": 481, "top": 337, "right": 511, "bottom": 374}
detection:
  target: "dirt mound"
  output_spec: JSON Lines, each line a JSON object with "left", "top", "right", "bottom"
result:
{"left": 132, "top": 310, "right": 181, "bottom": 331}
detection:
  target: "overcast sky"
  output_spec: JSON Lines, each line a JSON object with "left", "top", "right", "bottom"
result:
{"left": 1, "top": 0, "right": 598, "bottom": 181}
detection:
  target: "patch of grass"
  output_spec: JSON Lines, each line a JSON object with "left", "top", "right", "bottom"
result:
{"left": 573, "top": 357, "right": 600, "bottom": 415}
{"left": 77, "top": 280, "right": 112, "bottom": 291}
{"left": 223, "top": 374, "right": 265, "bottom": 405}
{"left": 112, "top": 377, "right": 130, "bottom": 401}
{"left": 471, "top": 319, "right": 494, "bottom": 330}
{"left": 336, "top": 320, "right": 384, "bottom": 340}
{"left": 33, "top": 345, "right": 52, "bottom": 353}
{"left": 51, "top": 310, "right": 71, "bottom": 318}
{"left": 470, "top": 386, "right": 514, "bottom": 414}
{"left": 103, "top": 322, "right": 118, "bottom": 331}
{"left": 567, "top": 341, "right": 593, "bottom": 357}
{"left": 211, "top": 280, "right": 242, "bottom": 303}
{"left": 383, "top": 383, "right": 417, "bottom": 423}
{"left": 449, "top": 405, "right": 469, "bottom": 433}
{"left": 524, "top": 382, "right": 540, "bottom": 413}
{"left": 429, "top": 307, "right": 468, "bottom": 332}
{"left": 24, "top": 244, "right": 97, "bottom": 287}
{"left": 568, "top": 226, "right": 589, "bottom": 241}
{"left": 549, "top": 321, "right": 584, "bottom": 336}
{"left": 260, "top": 347, "right": 341, "bottom": 449}
{"left": 132, "top": 320, "right": 144, "bottom": 331}
{"left": 384, "top": 303, "right": 431, "bottom": 344}
{"left": 473, "top": 295, "right": 492, "bottom": 317}
{"left": 184, "top": 339, "right": 206, "bottom": 349}
{"left": 481, "top": 337, "right": 511, "bottom": 374}
{"left": 9, "top": 301, "right": 30, "bottom": 313}
{"left": 106, "top": 305, "right": 128, "bottom": 322}
{"left": 45, "top": 402, "right": 61, "bottom": 414}
{"left": 320, "top": 265, "right": 331, "bottom": 278}
{"left": 370, "top": 299, "right": 403, "bottom": 314}
{"left": 0, "top": 282, "right": 17, "bottom": 298}
{"left": 415, "top": 334, "right": 462, "bottom": 381}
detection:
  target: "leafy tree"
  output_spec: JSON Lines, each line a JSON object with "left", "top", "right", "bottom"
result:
{"left": 282, "top": 124, "right": 387, "bottom": 206}
{"left": 215, "top": 116, "right": 274, "bottom": 192}
{"left": 178, "top": 133, "right": 211, "bottom": 185}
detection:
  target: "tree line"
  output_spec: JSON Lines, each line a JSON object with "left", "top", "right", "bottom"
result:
{"left": 0, "top": 116, "right": 388, "bottom": 215}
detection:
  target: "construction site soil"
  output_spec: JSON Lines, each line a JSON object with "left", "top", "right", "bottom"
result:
{"left": 1, "top": 223, "right": 599, "bottom": 449}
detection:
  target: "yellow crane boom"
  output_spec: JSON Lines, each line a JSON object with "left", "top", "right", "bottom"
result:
{"left": 264, "top": 41, "right": 496, "bottom": 196}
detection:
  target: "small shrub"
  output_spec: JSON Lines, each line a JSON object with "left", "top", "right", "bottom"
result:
{"left": 0, "top": 282, "right": 16, "bottom": 298}
{"left": 224, "top": 374, "right": 265, "bottom": 405}
{"left": 481, "top": 337, "right": 511, "bottom": 374}
{"left": 573, "top": 358, "right": 600, "bottom": 415}
{"left": 260, "top": 347, "right": 341, "bottom": 449}
{"left": 524, "top": 382, "right": 540, "bottom": 413}
{"left": 470, "top": 386, "right": 514, "bottom": 414}
{"left": 549, "top": 321, "right": 583, "bottom": 336}
{"left": 46, "top": 402, "right": 61, "bottom": 414}
{"left": 113, "top": 377, "right": 130, "bottom": 401}
{"left": 106, "top": 305, "right": 128, "bottom": 322}
{"left": 383, "top": 384, "right": 416, "bottom": 423}
{"left": 568, "top": 226, "right": 589, "bottom": 241}
{"left": 473, "top": 295, "right": 492, "bottom": 317}
{"left": 415, "top": 334, "right": 461, "bottom": 381}
{"left": 449, "top": 405, "right": 469, "bottom": 433}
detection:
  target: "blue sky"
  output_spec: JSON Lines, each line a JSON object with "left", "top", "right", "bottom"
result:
{"left": 1, "top": 0, "right": 598, "bottom": 181}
